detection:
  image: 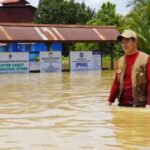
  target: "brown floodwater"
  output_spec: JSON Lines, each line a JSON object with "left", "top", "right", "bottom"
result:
{"left": 0, "top": 71, "right": 150, "bottom": 150}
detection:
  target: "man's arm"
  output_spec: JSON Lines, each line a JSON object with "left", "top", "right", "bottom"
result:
{"left": 146, "top": 57, "right": 150, "bottom": 107}
{"left": 108, "top": 71, "right": 119, "bottom": 105}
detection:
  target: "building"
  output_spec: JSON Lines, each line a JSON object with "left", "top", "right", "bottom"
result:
{"left": 0, "top": 23, "right": 119, "bottom": 72}
{"left": 0, "top": 0, "right": 37, "bottom": 23}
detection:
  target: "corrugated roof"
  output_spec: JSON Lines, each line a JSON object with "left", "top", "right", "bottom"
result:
{"left": 0, "top": 0, "right": 19, "bottom": 3}
{"left": 0, "top": 23, "right": 120, "bottom": 43}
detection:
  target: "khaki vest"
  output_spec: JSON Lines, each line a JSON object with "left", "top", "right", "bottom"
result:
{"left": 117, "top": 51, "right": 149, "bottom": 107}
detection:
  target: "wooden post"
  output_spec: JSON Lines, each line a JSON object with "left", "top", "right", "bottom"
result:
{"left": 101, "top": 49, "right": 103, "bottom": 70}
{"left": 110, "top": 43, "right": 114, "bottom": 70}
{"left": 99, "top": 42, "right": 103, "bottom": 70}
{"left": 45, "top": 42, "right": 50, "bottom": 51}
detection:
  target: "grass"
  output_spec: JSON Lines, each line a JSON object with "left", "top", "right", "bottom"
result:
{"left": 62, "top": 56, "right": 70, "bottom": 70}
{"left": 102, "top": 56, "right": 117, "bottom": 69}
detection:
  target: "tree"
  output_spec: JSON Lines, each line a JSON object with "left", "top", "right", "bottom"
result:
{"left": 122, "top": 0, "right": 150, "bottom": 54}
{"left": 75, "top": 2, "right": 122, "bottom": 58}
{"left": 34, "top": 0, "right": 95, "bottom": 24}
{"left": 87, "top": 1, "right": 121, "bottom": 26}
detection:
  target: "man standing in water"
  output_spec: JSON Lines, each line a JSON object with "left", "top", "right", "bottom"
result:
{"left": 108, "top": 29, "right": 150, "bottom": 107}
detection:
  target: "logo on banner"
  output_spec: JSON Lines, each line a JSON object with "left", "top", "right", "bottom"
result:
{"left": 49, "top": 50, "right": 53, "bottom": 57}
{"left": 79, "top": 52, "right": 84, "bottom": 58}
{"left": 9, "top": 54, "right": 12, "bottom": 59}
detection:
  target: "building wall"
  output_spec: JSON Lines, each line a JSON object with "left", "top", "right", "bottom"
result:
{"left": 0, "top": 6, "right": 36, "bottom": 23}
{"left": 0, "top": 42, "right": 62, "bottom": 52}
{"left": 3, "top": 0, "right": 29, "bottom": 6}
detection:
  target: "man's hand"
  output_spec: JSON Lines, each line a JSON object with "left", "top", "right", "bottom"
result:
{"left": 146, "top": 104, "right": 150, "bottom": 108}
{"left": 108, "top": 102, "right": 113, "bottom": 106}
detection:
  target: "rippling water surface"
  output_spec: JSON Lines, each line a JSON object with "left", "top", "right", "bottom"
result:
{"left": 0, "top": 71, "right": 150, "bottom": 150}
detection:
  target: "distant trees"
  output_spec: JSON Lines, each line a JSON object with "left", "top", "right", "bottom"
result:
{"left": 34, "top": 0, "right": 95, "bottom": 24}
{"left": 87, "top": 1, "right": 121, "bottom": 26}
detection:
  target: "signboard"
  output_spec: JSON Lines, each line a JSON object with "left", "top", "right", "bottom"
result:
{"left": 70, "top": 51, "right": 93, "bottom": 71}
{"left": 0, "top": 52, "right": 29, "bottom": 73}
{"left": 40, "top": 51, "right": 62, "bottom": 73}
{"left": 29, "top": 53, "right": 40, "bottom": 71}
{"left": 92, "top": 51, "right": 101, "bottom": 70}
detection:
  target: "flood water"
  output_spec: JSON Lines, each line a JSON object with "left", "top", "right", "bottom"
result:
{"left": 0, "top": 71, "right": 150, "bottom": 150}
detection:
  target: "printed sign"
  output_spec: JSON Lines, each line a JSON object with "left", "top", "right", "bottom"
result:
{"left": 92, "top": 51, "right": 101, "bottom": 70}
{"left": 40, "top": 51, "right": 62, "bottom": 73}
{"left": 70, "top": 51, "right": 93, "bottom": 71}
{"left": 0, "top": 52, "right": 29, "bottom": 73}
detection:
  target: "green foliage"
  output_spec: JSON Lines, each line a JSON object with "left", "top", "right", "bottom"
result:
{"left": 121, "top": 0, "right": 150, "bottom": 54}
{"left": 75, "top": 2, "right": 122, "bottom": 57}
{"left": 74, "top": 42, "right": 100, "bottom": 51}
{"left": 34, "top": 0, "right": 95, "bottom": 24}
{"left": 87, "top": 1, "right": 121, "bottom": 26}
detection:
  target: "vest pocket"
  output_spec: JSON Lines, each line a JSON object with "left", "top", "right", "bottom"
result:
{"left": 135, "top": 65, "right": 147, "bottom": 103}
{"left": 136, "top": 65, "right": 147, "bottom": 85}
{"left": 136, "top": 84, "right": 147, "bottom": 97}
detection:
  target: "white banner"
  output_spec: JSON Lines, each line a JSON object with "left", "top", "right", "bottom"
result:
{"left": 92, "top": 51, "right": 101, "bottom": 70}
{"left": 0, "top": 52, "right": 29, "bottom": 73}
{"left": 70, "top": 51, "right": 93, "bottom": 71}
{"left": 30, "top": 61, "right": 40, "bottom": 71}
{"left": 40, "top": 51, "right": 62, "bottom": 73}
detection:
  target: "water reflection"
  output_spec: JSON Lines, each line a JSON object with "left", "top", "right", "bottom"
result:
{"left": 0, "top": 71, "right": 149, "bottom": 150}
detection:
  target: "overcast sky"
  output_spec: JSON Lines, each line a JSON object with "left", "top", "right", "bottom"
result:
{"left": 28, "top": 0, "right": 131, "bottom": 15}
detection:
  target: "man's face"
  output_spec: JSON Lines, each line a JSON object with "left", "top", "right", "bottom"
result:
{"left": 120, "top": 38, "right": 137, "bottom": 55}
